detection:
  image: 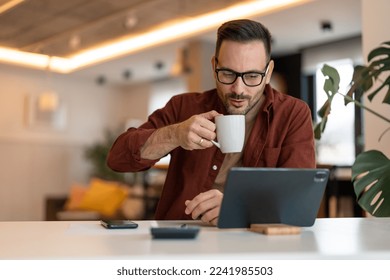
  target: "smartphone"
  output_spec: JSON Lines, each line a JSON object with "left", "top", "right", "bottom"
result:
{"left": 100, "top": 219, "right": 138, "bottom": 229}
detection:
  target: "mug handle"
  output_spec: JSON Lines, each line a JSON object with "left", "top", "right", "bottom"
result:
{"left": 211, "top": 140, "right": 220, "bottom": 148}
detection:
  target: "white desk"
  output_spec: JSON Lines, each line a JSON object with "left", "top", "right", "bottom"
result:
{"left": 1, "top": 218, "right": 390, "bottom": 260}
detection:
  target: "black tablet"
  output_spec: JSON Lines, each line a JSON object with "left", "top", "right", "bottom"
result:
{"left": 217, "top": 168, "right": 329, "bottom": 228}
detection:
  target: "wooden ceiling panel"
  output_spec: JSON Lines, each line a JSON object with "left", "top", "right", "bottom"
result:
{"left": 0, "top": 0, "right": 245, "bottom": 56}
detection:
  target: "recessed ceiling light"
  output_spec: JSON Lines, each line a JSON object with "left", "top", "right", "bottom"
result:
{"left": 124, "top": 13, "right": 138, "bottom": 29}
{"left": 320, "top": 20, "right": 333, "bottom": 32}
{"left": 69, "top": 35, "right": 81, "bottom": 49}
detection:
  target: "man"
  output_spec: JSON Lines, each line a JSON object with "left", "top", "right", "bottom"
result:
{"left": 107, "top": 19, "right": 315, "bottom": 226}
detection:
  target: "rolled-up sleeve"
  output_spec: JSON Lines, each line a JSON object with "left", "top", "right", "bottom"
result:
{"left": 107, "top": 94, "right": 182, "bottom": 172}
{"left": 107, "top": 127, "right": 160, "bottom": 172}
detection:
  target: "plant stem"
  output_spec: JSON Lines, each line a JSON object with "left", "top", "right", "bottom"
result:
{"left": 379, "top": 127, "right": 390, "bottom": 142}
{"left": 339, "top": 92, "right": 390, "bottom": 123}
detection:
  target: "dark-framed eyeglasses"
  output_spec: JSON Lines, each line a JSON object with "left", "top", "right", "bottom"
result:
{"left": 214, "top": 58, "right": 269, "bottom": 87}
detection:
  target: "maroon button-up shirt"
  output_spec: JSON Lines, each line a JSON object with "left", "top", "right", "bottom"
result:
{"left": 107, "top": 85, "right": 316, "bottom": 220}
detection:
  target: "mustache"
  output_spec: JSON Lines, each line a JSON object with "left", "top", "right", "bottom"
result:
{"left": 227, "top": 93, "right": 251, "bottom": 100}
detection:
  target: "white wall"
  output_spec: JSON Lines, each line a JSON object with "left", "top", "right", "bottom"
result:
{"left": 361, "top": 0, "right": 390, "bottom": 157}
{"left": 302, "top": 36, "right": 363, "bottom": 74}
{"left": 0, "top": 64, "right": 150, "bottom": 220}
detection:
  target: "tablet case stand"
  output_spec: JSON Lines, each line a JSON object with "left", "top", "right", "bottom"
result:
{"left": 249, "top": 223, "right": 301, "bottom": 235}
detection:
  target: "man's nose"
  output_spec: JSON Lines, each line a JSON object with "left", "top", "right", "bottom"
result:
{"left": 230, "top": 76, "right": 246, "bottom": 93}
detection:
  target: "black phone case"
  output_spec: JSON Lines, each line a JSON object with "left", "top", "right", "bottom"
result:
{"left": 100, "top": 220, "right": 138, "bottom": 229}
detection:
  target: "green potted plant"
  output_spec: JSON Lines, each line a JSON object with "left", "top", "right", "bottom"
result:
{"left": 314, "top": 41, "right": 390, "bottom": 216}
{"left": 84, "top": 129, "right": 132, "bottom": 184}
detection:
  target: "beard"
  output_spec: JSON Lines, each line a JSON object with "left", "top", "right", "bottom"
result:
{"left": 223, "top": 93, "right": 251, "bottom": 115}
{"left": 215, "top": 80, "right": 265, "bottom": 115}
{"left": 220, "top": 90, "right": 263, "bottom": 115}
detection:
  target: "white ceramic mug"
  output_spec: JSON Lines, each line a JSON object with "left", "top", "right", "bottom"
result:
{"left": 211, "top": 115, "right": 245, "bottom": 153}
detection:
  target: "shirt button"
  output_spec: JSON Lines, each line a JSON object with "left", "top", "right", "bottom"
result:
{"left": 212, "top": 165, "right": 218, "bottom": 170}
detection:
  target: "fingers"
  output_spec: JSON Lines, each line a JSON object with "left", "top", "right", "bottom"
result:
{"left": 200, "top": 207, "right": 220, "bottom": 226}
{"left": 201, "top": 110, "right": 222, "bottom": 121}
{"left": 185, "top": 190, "right": 223, "bottom": 225}
{"left": 177, "top": 111, "right": 220, "bottom": 150}
{"left": 193, "top": 114, "right": 217, "bottom": 139}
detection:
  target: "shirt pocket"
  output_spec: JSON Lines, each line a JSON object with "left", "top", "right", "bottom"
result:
{"left": 258, "top": 147, "right": 281, "bottom": 167}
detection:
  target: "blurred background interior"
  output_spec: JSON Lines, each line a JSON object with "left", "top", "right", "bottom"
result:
{"left": 0, "top": 0, "right": 388, "bottom": 221}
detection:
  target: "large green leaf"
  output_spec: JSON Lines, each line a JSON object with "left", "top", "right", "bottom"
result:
{"left": 313, "top": 99, "right": 330, "bottom": 140}
{"left": 384, "top": 88, "right": 390, "bottom": 104}
{"left": 367, "top": 41, "right": 390, "bottom": 62}
{"left": 367, "top": 75, "right": 390, "bottom": 104}
{"left": 364, "top": 41, "right": 390, "bottom": 104}
{"left": 352, "top": 150, "right": 390, "bottom": 216}
{"left": 348, "top": 65, "right": 375, "bottom": 105}
{"left": 314, "top": 65, "right": 340, "bottom": 140}
{"left": 321, "top": 64, "right": 340, "bottom": 96}
{"left": 317, "top": 99, "right": 331, "bottom": 119}
{"left": 368, "top": 56, "right": 390, "bottom": 71}
{"left": 347, "top": 66, "right": 368, "bottom": 100}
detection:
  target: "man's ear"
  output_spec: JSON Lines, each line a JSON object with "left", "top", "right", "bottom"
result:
{"left": 265, "top": 60, "right": 274, "bottom": 84}
{"left": 211, "top": 56, "right": 217, "bottom": 79}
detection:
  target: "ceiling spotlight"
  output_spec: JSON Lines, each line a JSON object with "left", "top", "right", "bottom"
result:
{"left": 320, "top": 20, "right": 332, "bottom": 32}
{"left": 155, "top": 61, "right": 165, "bottom": 70}
{"left": 123, "top": 69, "right": 132, "bottom": 80}
{"left": 96, "top": 75, "right": 106, "bottom": 85}
{"left": 69, "top": 35, "right": 81, "bottom": 49}
{"left": 124, "top": 13, "right": 138, "bottom": 29}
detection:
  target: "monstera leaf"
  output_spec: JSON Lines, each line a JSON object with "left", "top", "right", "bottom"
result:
{"left": 313, "top": 64, "right": 340, "bottom": 139}
{"left": 352, "top": 150, "right": 390, "bottom": 216}
{"left": 315, "top": 41, "right": 390, "bottom": 217}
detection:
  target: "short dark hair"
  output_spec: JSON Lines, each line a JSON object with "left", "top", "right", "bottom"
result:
{"left": 215, "top": 19, "right": 272, "bottom": 61}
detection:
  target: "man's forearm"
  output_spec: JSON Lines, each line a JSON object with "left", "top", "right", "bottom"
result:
{"left": 140, "top": 123, "right": 180, "bottom": 160}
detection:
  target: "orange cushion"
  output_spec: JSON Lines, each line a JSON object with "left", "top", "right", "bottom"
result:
{"left": 77, "top": 178, "right": 129, "bottom": 217}
{"left": 64, "top": 183, "right": 88, "bottom": 210}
